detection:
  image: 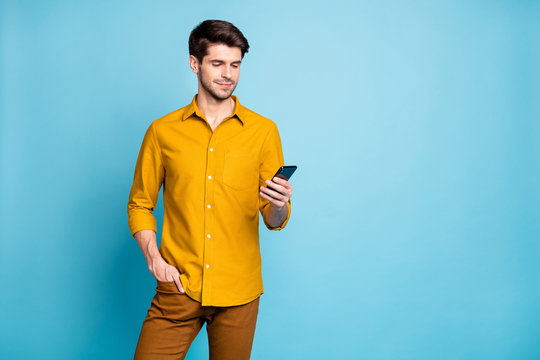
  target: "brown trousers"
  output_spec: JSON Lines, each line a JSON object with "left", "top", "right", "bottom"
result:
{"left": 134, "top": 281, "right": 260, "bottom": 360}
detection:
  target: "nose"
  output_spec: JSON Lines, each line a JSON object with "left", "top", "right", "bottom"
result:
{"left": 222, "top": 66, "right": 231, "bottom": 79}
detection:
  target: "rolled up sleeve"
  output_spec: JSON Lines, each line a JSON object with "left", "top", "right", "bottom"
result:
{"left": 127, "top": 123, "right": 164, "bottom": 237}
{"left": 258, "top": 124, "right": 292, "bottom": 231}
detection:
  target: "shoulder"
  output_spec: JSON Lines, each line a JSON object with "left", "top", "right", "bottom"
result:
{"left": 151, "top": 106, "right": 187, "bottom": 127}
{"left": 240, "top": 104, "right": 279, "bottom": 132}
{"left": 145, "top": 103, "right": 193, "bottom": 138}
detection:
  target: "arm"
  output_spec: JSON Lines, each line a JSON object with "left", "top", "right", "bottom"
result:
{"left": 258, "top": 124, "right": 292, "bottom": 230}
{"left": 127, "top": 123, "right": 184, "bottom": 292}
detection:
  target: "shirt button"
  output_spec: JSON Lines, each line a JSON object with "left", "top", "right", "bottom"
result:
{"left": 207, "top": 204, "right": 211, "bottom": 209}
{"left": 209, "top": 148, "right": 214, "bottom": 152}
{"left": 208, "top": 175, "right": 212, "bottom": 180}
{"left": 207, "top": 234, "right": 211, "bottom": 238}
{"left": 205, "top": 264, "right": 210, "bottom": 269}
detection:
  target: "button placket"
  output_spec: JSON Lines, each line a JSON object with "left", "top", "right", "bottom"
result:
{"left": 202, "top": 132, "right": 217, "bottom": 304}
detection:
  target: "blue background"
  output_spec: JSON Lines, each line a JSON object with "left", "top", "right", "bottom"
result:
{"left": 1, "top": 0, "right": 539, "bottom": 359}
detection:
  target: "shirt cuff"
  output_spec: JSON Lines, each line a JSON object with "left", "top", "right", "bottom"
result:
{"left": 265, "top": 198, "right": 292, "bottom": 231}
{"left": 128, "top": 213, "right": 157, "bottom": 237}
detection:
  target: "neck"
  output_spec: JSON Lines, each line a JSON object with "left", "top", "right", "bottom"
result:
{"left": 196, "top": 91, "right": 235, "bottom": 122}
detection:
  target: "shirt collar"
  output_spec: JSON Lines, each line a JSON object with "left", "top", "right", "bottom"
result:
{"left": 182, "top": 94, "right": 248, "bottom": 125}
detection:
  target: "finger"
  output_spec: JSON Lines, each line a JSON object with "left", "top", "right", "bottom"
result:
{"left": 166, "top": 266, "right": 185, "bottom": 293}
{"left": 259, "top": 191, "right": 286, "bottom": 207}
{"left": 260, "top": 185, "right": 287, "bottom": 201}
{"left": 272, "top": 177, "right": 292, "bottom": 189}
{"left": 263, "top": 188, "right": 288, "bottom": 203}
{"left": 175, "top": 277, "right": 185, "bottom": 293}
{"left": 265, "top": 180, "right": 285, "bottom": 194}
{"left": 272, "top": 176, "right": 287, "bottom": 184}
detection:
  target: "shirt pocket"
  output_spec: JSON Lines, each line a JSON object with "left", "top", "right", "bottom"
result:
{"left": 222, "top": 150, "right": 259, "bottom": 191}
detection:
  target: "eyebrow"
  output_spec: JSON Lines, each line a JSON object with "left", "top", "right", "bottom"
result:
{"left": 209, "top": 59, "right": 242, "bottom": 64}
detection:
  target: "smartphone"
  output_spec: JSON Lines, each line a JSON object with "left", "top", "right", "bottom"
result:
{"left": 272, "top": 165, "right": 297, "bottom": 181}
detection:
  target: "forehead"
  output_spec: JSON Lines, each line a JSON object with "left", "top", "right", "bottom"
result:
{"left": 204, "top": 43, "right": 242, "bottom": 62}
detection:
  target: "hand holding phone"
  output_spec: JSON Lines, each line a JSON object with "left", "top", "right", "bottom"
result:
{"left": 260, "top": 166, "right": 296, "bottom": 209}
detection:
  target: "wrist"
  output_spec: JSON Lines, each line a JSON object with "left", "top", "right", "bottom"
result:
{"left": 270, "top": 203, "right": 287, "bottom": 215}
{"left": 269, "top": 202, "right": 285, "bottom": 211}
{"left": 147, "top": 254, "right": 164, "bottom": 273}
{"left": 145, "top": 245, "right": 162, "bottom": 264}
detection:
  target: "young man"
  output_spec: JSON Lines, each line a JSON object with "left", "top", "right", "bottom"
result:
{"left": 127, "top": 20, "right": 293, "bottom": 360}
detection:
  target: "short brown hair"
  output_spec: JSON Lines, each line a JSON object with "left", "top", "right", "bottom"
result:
{"left": 189, "top": 20, "right": 250, "bottom": 63}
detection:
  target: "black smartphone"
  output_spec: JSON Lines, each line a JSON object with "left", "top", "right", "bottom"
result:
{"left": 272, "top": 165, "right": 297, "bottom": 181}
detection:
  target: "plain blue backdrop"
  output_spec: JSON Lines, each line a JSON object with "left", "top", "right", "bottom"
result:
{"left": 1, "top": 0, "right": 539, "bottom": 359}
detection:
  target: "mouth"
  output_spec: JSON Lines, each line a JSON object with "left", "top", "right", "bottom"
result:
{"left": 216, "top": 82, "right": 233, "bottom": 88}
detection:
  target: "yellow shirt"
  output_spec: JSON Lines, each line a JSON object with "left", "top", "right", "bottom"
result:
{"left": 127, "top": 94, "right": 292, "bottom": 306}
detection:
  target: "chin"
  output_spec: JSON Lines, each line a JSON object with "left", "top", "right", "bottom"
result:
{"left": 210, "top": 92, "right": 232, "bottom": 101}
{"left": 214, "top": 89, "right": 235, "bottom": 100}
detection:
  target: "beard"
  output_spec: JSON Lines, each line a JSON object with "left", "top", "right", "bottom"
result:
{"left": 199, "top": 70, "right": 237, "bottom": 101}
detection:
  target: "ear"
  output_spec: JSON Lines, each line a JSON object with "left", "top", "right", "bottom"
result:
{"left": 189, "top": 55, "right": 200, "bottom": 74}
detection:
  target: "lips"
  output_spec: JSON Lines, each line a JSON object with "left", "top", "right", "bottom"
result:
{"left": 216, "top": 82, "right": 233, "bottom": 88}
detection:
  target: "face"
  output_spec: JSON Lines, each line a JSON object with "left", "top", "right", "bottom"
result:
{"left": 191, "top": 43, "right": 242, "bottom": 101}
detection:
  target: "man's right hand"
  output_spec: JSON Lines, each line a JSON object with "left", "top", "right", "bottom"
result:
{"left": 148, "top": 256, "right": 185, "bottom": 293}
{"left": 134, "top": 229, "right": 185, "bottom": 294}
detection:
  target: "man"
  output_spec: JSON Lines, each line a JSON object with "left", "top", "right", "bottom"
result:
{"left": 127, "top": 20, "right": 293, "bottom": 360}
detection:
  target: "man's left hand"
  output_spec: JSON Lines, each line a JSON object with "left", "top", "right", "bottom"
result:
{"left": 259, "top": 176, "right": 293, "bottom": 208}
